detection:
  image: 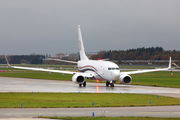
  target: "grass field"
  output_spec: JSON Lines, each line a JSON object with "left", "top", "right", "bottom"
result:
{"left": 0, "top": 70, "right": 73, "bottom": 80}
{"left": 0, "top": 93, "right": 180, "bottom": 108}
{"left": 130, "top": 71, "right": 180, "bottom": 88}
{"left": 0, "top": 64, "right": 77, "bottom": 68}
{"left": 39, "top": 116, "right": 180, "bottom": 120}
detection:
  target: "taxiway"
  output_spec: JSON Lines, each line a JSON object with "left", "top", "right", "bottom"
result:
{"left": 1, "top": 77, "right": 180, "bottom": 118}
{"left": 1, "top": 106, "right": 180, "bottom": 118}
{"left": 0, "top": 77, "right": 180, "bottom": 96}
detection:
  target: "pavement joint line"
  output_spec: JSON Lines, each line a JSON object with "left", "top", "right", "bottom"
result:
{"left": 4, "top": 113, "right": 80, "bottom": 115}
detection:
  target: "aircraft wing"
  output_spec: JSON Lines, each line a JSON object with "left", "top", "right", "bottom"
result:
{"left": 121, "top": 68, "right": 169, "bottom": 75}
{"left": 9, "top": 65, "right": 93, "bottom": 77}
{"left": 5, "top": 56, "right": 93, "bottom": 78}
{"left": 121, "top": 57, "right": 172, "bottom": 75}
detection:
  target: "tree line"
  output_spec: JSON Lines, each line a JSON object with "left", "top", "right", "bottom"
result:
{"left": 0, "top": 55, "right": 45, "bottom": 64}
{"left": 90, "top": 47, "right": 180, "bottom": 64}
{"left": 0, "top": 47, "right": 179, "bottom": 65}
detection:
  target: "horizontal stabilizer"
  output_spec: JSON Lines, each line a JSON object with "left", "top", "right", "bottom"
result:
{"left": 44, "top": 58, "right": 77, "bottom": 64}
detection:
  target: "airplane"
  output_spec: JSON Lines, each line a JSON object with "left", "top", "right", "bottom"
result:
{"left": 5, "top": 25, "right": 172, "bottom": 87}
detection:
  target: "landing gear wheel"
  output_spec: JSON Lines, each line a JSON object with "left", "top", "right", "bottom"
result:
{"left": 110, "top": 83, "right": 114, "bottom": 87}
{"left": 79, "top": 84, "right": 82, "bottom": 87}
{"left": 106, "top": 81, "right": 110, "bottom": 87}
{"left": 83, "top": 81, "right": 86, "bottom": 87}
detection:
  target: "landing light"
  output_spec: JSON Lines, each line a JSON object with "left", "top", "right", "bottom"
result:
{"left": 96, "top": 80, "right": 99, "bottom": 83}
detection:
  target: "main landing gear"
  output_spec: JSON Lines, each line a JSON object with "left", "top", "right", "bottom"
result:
{"left": 79, "top": 81, "right": 86, "bottom": 87}
{"left": 106, "top": 81, "right": 114, "bottom": 87}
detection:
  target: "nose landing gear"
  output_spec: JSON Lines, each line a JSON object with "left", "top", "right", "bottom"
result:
{"left": 106, "top": 81, "right": 114, "bottom": 87}
{"left": 110, "top": 83, "right": 114, "bottom": 87}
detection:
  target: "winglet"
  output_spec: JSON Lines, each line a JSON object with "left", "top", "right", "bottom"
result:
{"left": 5, "top": 55, "right": 10, "bottom": 67}
{"left": 168, "top": 57, "right": 171, "bottom": 69}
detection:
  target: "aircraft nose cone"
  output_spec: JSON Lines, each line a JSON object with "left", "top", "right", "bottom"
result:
{"left": 112, "top": 71, "right": 120, "bottom": 80}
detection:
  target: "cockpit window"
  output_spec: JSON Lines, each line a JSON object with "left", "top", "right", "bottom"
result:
{"left": 108, "top": 67, "right": 119, "bottom": 70}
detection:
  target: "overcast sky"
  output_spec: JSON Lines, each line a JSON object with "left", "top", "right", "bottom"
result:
{"left": 0, "top": 0, "right": 180, "bottom": 56}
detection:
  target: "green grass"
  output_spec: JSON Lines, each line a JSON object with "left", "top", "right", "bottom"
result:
{"left": 131, "top": 71, "right": 180, "bottom": 88}
{"left": 0, "top": 64, "right": 77, "bottom": 68}
{"left": 1, "top": 93, "right": 180, "bottom": 108}
{"left": 39, "top": 116, "right": 180, "bottom": 120}
{"left": 0, "top": 70, "right": 73, "bottom": 80}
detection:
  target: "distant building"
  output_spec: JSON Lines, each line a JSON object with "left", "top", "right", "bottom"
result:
{"left": 86, "top": 52, "right": 98, "bottom": 58}
{"left": 112, "top": 60, "right": 179, "bottom": 65}
{"left": 68, "top": 52, "right": 79, "bottom": 61}
{"left": 55, "top": 52, "right": 97, "bottom": 60}
{"left": 67, "top": 52, "right": 97, "bottom": 61}
{"left": 55, "top": 52, "right": 66, "bottom": 59}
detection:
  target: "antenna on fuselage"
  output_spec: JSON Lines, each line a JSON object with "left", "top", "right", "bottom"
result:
{"left": 78, "top": 25, "right": 89, "bottom": 61}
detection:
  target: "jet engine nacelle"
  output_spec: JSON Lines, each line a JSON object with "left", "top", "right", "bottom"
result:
{"left": 119, "top": 74, "right": 132, "bottom": 84}
{"left": 72, "top": 73, "right": 85, "bottom": 84}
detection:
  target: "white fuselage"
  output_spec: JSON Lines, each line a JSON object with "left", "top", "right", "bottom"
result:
{"left": 78, "top": 60, "right": 120, "bottom": 81}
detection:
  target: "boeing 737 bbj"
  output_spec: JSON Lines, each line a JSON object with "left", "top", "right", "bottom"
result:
{"left": 5, "top": 25, "right": 171, "bottom": 87}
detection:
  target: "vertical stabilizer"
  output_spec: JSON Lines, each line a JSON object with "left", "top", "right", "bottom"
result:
{"left": 78, "top": 25, "right": 89, "bottom": 60}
